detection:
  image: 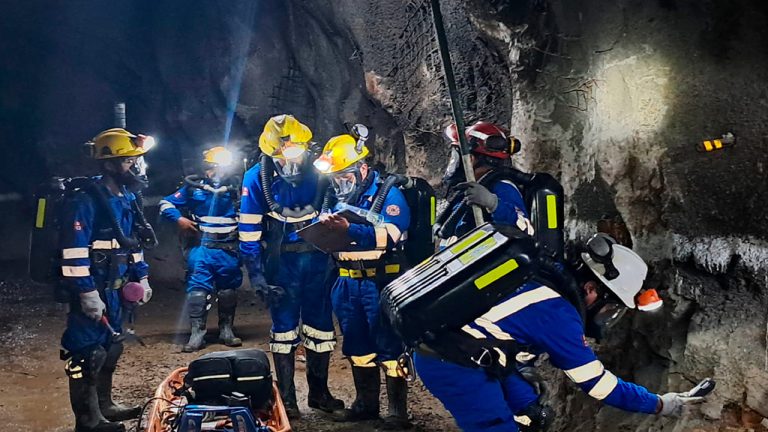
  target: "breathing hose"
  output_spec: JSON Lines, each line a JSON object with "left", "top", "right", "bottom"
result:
{"left": 260, "top": 153, "right": 326, "bottom": 218}
{"left": 85, "top": 182, "right": 139, "bottom": 250}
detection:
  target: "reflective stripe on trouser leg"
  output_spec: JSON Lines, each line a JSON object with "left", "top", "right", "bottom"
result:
{"left": 270, "top": 327, "right": 300, "bottom": 354}
{"left": 351, "top": 353, "right": 378, "bottom": 367}
{"left": 381, "top": 360, "right": 406, "bottom": 378}
{"left": 302, "top": 324, "right": 336, "bottom": 353}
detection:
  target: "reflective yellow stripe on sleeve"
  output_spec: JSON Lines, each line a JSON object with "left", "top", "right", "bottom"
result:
{"left": 62, "top": 266, "right": 90, "bottom": 277}
{"left": 564, "top": 360, "right": 605, "bottom": 383}
{"left": 240, "top": 213, "right": 263, "bottom": 224}
{"left": 62, "top": 248, "right": 89, "bottom": 259}
{"left": 588, "top": 371, "right": 618, "bottom": 400}
{"left": 239, "top": 231, "right": 262, "bottom": 242}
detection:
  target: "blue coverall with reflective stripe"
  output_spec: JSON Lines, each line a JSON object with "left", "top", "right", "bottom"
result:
{"left": 60, "top": 183, "right": 149, "bottom": 354}
{"left": 239, "top": 163, "right": 336, "bottom": 353}
{"left": 330, "top": 171, "right": 411, "bottom": 374}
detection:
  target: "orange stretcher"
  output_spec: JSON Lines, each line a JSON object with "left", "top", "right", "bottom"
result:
{"left": 145, "top": 367, "right": 291, "bottom": 432}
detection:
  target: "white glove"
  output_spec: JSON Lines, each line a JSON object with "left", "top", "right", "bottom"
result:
{"left": 139, "top": 278, "right": 153, "bottom": 305}
{"left": 657, "top": 392, "right": 704, "bottom": 417}
{"left": 79, "top": 290, "right": 106, "bottom": 321}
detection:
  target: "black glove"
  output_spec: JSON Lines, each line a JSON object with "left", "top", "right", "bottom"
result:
{"left": 456, "top": 182, "right": 499, "bottom": 212}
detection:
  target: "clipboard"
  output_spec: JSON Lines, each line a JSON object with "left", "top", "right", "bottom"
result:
{"left": 297, "top": 210, "right": 371, "bottom": 253}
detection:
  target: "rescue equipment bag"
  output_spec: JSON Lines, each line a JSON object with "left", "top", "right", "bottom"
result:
{"left": 381, "top": 222, "right": 539, "bottom": 347}
{"left": 185, "top": 349, "right": 273, "bottom": 410}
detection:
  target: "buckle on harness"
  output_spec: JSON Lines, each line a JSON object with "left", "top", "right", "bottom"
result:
{"left": 470, "top": 348, "right": 493, "bottom": 368}
{"left": 397, "top": 350, "right": 416, "bottom": 382}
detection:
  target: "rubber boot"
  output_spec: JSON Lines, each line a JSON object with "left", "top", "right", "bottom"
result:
{"left": 273, "top": 350, "right": 300, "bottom": 419}
{"left": 70, "top": 377, "right": 125, "bottom": 432}
{"left": 306, "top": 350, "right": 344, "bottom": 412}
{"left": 381, "top": 376, "right": 412, "bottom": 429}
{"left": 97, "top": 343, "right": 140, "bottom": 421}
{"left": 182, "top": 317, "right": 207, "bottom": 352}
{"left": 217, "top": 289, "right": 242, "bottom": 347}
{"left": 335, "top": 366, "right": 380, "bottom": 422}
{"left": 182, "top": 290, "right": 209, "bottom": 353}
{"left": 218, "top": 311, "right": 242, "bottom": 347}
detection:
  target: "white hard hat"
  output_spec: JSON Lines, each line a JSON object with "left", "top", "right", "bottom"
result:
{"left": 581, "top": 235, "right": 648, "bottom": 308}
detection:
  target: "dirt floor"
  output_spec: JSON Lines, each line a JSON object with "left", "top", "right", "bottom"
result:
{"left": 0, "top": 269, "right": 459, "bottom": 432}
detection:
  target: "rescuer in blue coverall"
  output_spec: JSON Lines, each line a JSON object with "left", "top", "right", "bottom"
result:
{"left": 416, "top": 122, "right": 705, "bottom": 432}
{"left": 312, "top": 128, "right": 412, "bottom": 429}
{"left": 159, "top": 146, "right": 243, "bottom": 352}
{"left": 239, "top": 115, "right": 343, "bottom": 419}
{"left": 60, "top": 128, "right": 155, "bottom": 432}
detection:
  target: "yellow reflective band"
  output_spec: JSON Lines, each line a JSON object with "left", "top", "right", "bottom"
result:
{"left": 239, "top": 213, "right": 263, "bottom": 224}
{"left": 546, "top": 195, "right": 558, "bottom": 229}
{"left": 565, "top": 360, "right": 605, "bottom": 383}
{"left": 92, "top": 239, "right": 120, "bottom": 250}
{"left": 267, "top": 211, "right": 317, "bottom": 223}
{"left": 271, "top": 328, "right": 300, "bottom": 342}
{"left": 62, "top": 266, "right": 90, "bottom": 277}
{"left": 375, "top": 226, "right": 388, "bottom": 250}
{"left": 200, "top": 216, "right": 238, "bottom": 224}
{"left": 430, "top": 196, "right": 436, "bottom": 225}
{"left": 588, "top": 371, "right": 618, "bottom": 400}
{"left": 351, "top": 354, "right": 378, "bottom": 367}
{"left": 71, "top": 373, "right": 83, "bottom": 379}
{"left": 459, "top": 237, "right": 497, "bottom": 265}
{"left": 481, "top": 286, "right": 560, "bottom": 321}
{"left": 303, "top": 339, "right": 336, "bottom": 353}
{"left": 302, "top": 324, "right": 335, "bottom": 341}
{"left": 474, "top": 259, "right": 519, "bottom": 290}
{"left": 62, "top": 248, "right": 89, "bottom": 259}
{"left": 334, "top": 250, "right": 385, "bottom": 261}
{"left": 703, "top": 140, "right": 713, "bottom": 151}
{"left": 514, "top": 415, "right": 533, "bottom": 427}
{"left": 461, "top": 325, "right": 487, "bottom": 339}
{"left": 200, "top": 225, "right": 237, "bottom": 233}
{"left": 384, "top": 223, "right": 402, "bottom": 242}
{"left": 35, "top": 198, "right": 46, "bottom": 229}
{"left": 713, "top": 139, "right": 723, "bottom": 149}
{"left": 270, "top": 342, "right": 297, "bottom": 354}
{"left": 474, "top": 319, "right": 514, "bottom": 340}
{"left": 239, "top": 231, "right": 262, "bottom": 241}
{"left": 382, "top": 360, "right": 403, "bottom": 378}
{"left": 385, "top": 264, "right": 400, "bottom": 274}
{"left": 493, "top": 348, "right": 508, "bottom": 367}
{"left": 449, "top": 231, "right": 486, "bottom": 255}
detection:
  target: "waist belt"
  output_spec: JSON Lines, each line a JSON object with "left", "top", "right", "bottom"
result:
{"left": 339, "top": 264, "right": 401, "bottom": 279}
{"left": 203, "top": 232, "right": 238, "bottom": 242}
{"left": 281, "top": 242, "right": 316, "bottom": 253}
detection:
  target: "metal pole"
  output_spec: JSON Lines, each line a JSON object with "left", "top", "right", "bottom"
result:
{"left": 114, "top": 102, "right": 127, "bottom": 128}
{"left": 429, "top": 0, "right": 484, "bottom": 225}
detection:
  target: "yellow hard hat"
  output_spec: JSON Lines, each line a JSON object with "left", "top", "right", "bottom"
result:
{"left": 258, "top": 115, "right": 313, "bottom": 159}
{"left": 91, "top": 128, "right": 155, "bottom": 159}
{"left": 313, "top": 134, "right": 370, "bottom": 174}
{"left": 203, "top": 146, "right": 233, "bottom": 166}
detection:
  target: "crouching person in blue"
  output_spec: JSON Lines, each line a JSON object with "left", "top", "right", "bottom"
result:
{"left": 159, "top": 146, "right": 243, "bottom": 352}
{"left": 240, "top": 115, "right": 343, "bottom": 419}
{"left": 60, "top": 128, "right": 155, "bottom": 432}
{"left": 313, "top": 129, "right": 412, "bottom": 428}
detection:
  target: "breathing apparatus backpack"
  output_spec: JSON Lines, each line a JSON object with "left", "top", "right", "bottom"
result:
{"left": 371, "top": 173, "right": 436, "bottom": 267}
{"left": 435, "top": 167, "right": 565, "bottom": 262}
{"left": 29, "top": 176, "right": 157, "bottom": 300}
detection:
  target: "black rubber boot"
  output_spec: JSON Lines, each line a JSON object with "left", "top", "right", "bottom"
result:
{"left": 217, "top": 289, "right": 242, "bottom": 347}
{"left": 273, "top": 350, "right": 300, "bottom": 419}
{"left": 183, "top": 317, "right": 207, "bottom": 352}
{"left": 335, "top": 366, "right": 380, "bottom": 422}
{"left": 97, "top": 343, "right": 141, "bottom": 421}
{"left": 306, "top": 350, "right": 344, "bottom": 412}
{"left": 68, "top": 348, "right": 125, "bottom": 432}
{"left": 182, "top": 290, "right": 208, "bottom": 353}
{"left": 381, "top": 376, "right": 412, "bottom": 430}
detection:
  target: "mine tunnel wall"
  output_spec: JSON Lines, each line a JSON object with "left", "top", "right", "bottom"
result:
{"left": 1, "top": 0, "right": 768, "bottom": 429}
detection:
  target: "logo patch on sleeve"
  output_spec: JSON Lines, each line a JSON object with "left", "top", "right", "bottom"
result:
{"left": 386, "top": 204, "right": 401, "bottom": 216}
{"left": 174, "top": 192, "right": 182, "bottom": 198}
{"left": 242, "top": 187, "right": 249, "bottom": 196}
{"left": 74, "top": 221, "right": 82, "bottom": 231}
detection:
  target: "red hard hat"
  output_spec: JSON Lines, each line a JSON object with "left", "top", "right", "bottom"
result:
{"left": 467, "top": 121, "right": 520, "bottom": 159}
{"left": 444, "top": 121, "right": 521, "bottom": 159}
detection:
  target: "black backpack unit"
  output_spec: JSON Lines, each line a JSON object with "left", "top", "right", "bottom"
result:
{"left": 381, "top": 223, "right": 540, "bottom": 347}
{"left": 29, "top": 177, "right": 93, "bottom": 293}
{"left": 436, "top": 167, "right": 565, "bottom": 262}
{"left": 185, "top": 349, "right": 273, "bottom": 410}
{"left": 371, "top": 174, "right": 436, "bottom": 267}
